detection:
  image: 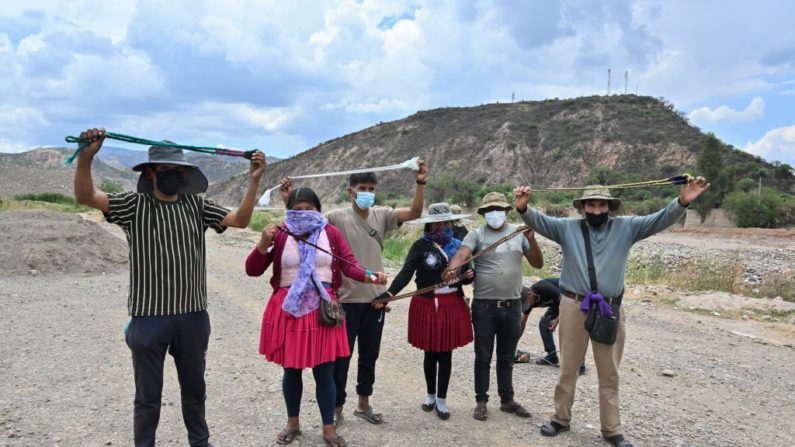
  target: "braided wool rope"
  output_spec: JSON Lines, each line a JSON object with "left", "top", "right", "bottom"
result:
{"left": 63, "top": 132, "right": 257, "bottom": 165}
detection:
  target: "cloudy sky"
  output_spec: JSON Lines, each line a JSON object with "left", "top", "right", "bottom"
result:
{"left": 1, "top": 0, "right": 794, "bottom": 163}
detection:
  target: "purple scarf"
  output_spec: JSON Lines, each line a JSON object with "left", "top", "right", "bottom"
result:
{"left": 281, "top": 210, "right": 331, "bottom": 318}
{"left": 580, "top": 292, "right": 613, "bottom": 316}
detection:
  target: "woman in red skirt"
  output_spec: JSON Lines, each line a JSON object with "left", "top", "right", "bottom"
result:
{"left": 246, "top": 188, "right": 386, "bottom": 447}
{"left": 374, "top": 203, "right": 474, "bottom": 420}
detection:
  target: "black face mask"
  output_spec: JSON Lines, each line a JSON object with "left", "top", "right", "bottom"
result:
{"left": 155, "top": 170, "right": 184, "bottom": 196}
{"left": 585, "top": 212, "right": 609, "bottom": 228}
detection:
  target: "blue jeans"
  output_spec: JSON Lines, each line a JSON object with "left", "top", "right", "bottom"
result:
{"left": 125, "top": 311, "right": 211, "bottom": 447}
{"left": 471, "top": 299, "right": 522, "bottom": 404}
{"left": 539, "top": 307, "right": 559, "bottom": 355}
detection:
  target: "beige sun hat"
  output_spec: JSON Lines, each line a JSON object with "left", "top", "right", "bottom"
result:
{"left": 477, "top": 191, "right": 513, "bottom": 215}
{"left": 407, "top": 203, "right": 471, "bottom": 224}
{"left": 572, "top": 185, "right": 622, "bottom": 211}
{"left": 450, "top": 204, "right": 463, "bottom": 214}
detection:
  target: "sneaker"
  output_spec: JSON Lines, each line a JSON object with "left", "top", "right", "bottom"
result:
{"left": 535, "top": 353, "right": 560, "bottom": 367}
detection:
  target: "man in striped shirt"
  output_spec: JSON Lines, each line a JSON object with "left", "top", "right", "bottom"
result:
{"left": 74, "top": 127, "right": 266, "bottom": 447}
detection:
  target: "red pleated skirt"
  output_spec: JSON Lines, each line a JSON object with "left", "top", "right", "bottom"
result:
{"left": 259, "top": 288, "right": 350, "bottom": 369}
{"left": 407, "top": 292, "right": 473, "bottom": 352}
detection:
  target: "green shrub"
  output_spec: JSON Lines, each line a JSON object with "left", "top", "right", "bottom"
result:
{"left": 571, "top": 147, "right": 582, "bottom": 157}
{"left": 635, "top": 190, "right": 652, "bottom": 201}
{"left": 507, "top": 140, "right": 518, "bottom": 149}
{"left": 737, "top": 178, "right": 756, "bottom": 192}
{"left": 13, "top": 193, "right": 78, "bottom": 206}
{"left": 99, "top": 181, "right": 124, "bottom": 194}
{"left": 335, "top": 190, "right": 350, "bottom": 204}
{"left": 526, "top": 123, "right": 538, "bottom": 129}
{"left": 374, "top": 192, "right": 388, "bottom": 206}
{"left": 563, "top": 99, "right": 575, "bottom": 106}
{"left": 723, "top": 188, "right": 782, "bottom": 228}
{"left": 552, "top": 150, "right": 562, "bottom": 160}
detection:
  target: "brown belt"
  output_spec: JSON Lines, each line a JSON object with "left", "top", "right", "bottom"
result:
{"left": 563, "top": 290, "right": 622, "bottom": 305}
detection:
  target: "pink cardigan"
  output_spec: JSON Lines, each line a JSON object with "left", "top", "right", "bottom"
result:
{"left": 245, "top": 224, "right": 367, "bottom": 293}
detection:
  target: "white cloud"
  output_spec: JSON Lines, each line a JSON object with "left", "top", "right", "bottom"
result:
{"left": 744, "top": 125, "right": 795, "bottom": 158}
{"left": 688, "top": 97, "right": 765, "bottom": 125}
{"left": 779, "top": 89, "right": 795, "bottom": 96}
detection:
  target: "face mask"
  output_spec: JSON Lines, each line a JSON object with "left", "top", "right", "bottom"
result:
{"left": 424, "top": 226, "right": 453, "bottom": 246}
{"left": 354, "top": 191, "right": 375, "bottom": 210}
{"left": 484, "top": 210, "right": 506, "bottom": 229}
{"left": 585, "top": 212, "right": 609, "bottom": 227}
{"left": 155, "top": 170, "right": 184, "bottom": 196}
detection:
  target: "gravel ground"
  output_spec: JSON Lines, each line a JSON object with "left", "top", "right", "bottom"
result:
{"left": 1, "top": 221, "right": 794, "bottom": 447}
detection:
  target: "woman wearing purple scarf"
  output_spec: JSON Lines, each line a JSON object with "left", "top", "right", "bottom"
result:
{"left": 246, "top": 188, "right": 386, "bottom": 447}
{"left": 374, "top": 203, "right": 475, "bottom": 421}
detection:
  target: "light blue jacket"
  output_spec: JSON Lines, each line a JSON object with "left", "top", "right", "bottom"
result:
{"left": 518, "top": 198, "right": 688, "bottom": 298}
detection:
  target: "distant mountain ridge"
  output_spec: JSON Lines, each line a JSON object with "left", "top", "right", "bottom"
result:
{"left": 207, "top": 95, "right": 792, "bottom": 206}
{"left": 95, "top": 147, "right": 282, "bottom": 183}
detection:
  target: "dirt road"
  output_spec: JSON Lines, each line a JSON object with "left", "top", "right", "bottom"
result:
{"left": 1, "top": 224, "right": 794, "bottom": 446}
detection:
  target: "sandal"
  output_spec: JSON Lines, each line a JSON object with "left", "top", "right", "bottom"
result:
{"left": 603, "top": 434, "right": 633, "bottom": 447}
{"left": 353, "top": 405, "right": 383, "bottom": 424}
{"left": 499, "top": 402, "right": 531, "bottom": 418}
{"left": 334, "top": 410, "right": 344, "bottom": 428}
{"left": 275, "top": 428, "right": 302, "bottom": 445}
{"left": 540, "top": 421, "right": 570, "bottom": 437}
{"left": 324, "top": 436, "right": 347, "bottom": 447}
{"left": 472, "top": 406, "right": 488, "bottom": 421}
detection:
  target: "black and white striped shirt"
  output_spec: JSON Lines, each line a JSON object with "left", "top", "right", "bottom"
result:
{"left": 104, "top": 192, "right": 229, "bottom": 316}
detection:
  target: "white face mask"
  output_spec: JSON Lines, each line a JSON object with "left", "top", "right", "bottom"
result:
{"left": 484, "top": 210, "right": 506, "bottom": 229}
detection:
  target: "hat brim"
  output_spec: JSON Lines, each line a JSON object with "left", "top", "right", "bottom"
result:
{"left": 136, "top": 168, "right": 209, "bottom": 195}
{"left": 406, "top": 214, "right": 472, "bottom": 225}
{"left": 572, "top": 197, "right": 622, "bottom": 211}
{"left": 476, "top": 203, "right": 513, "bottom": 215}
{"left": 132, "top": 160, "right": 199, "bottom": 172}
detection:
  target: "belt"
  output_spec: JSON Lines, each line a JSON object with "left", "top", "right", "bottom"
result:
{"left": 563, "top": 290, "right": 623, "bottom": 306}
{"left": 474, "top": 298, "right": 520, "bottom": 308}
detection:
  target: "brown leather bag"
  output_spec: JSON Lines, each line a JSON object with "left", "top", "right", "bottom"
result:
{"left": 312, "top": 278, "right": 345, "bottom": 328}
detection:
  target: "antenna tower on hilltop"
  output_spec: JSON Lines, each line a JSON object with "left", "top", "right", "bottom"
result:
{"left": 625, "top": 71, "right": 628, "bottom": 94}
{"left": 607, "top": 68, "right": 611, "bottom": 96}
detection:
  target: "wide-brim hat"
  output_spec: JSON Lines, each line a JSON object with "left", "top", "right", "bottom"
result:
{"left": 407, "top": 203, "right": 471, "bottom": 224}
{"left": 131, "top": 143, "right": 208, "bottom": 195}
{"left": 477, "top": 191, "right": 513, "bottom": 215}
{"left": 572, "top": 185, "right": 622, "bottom": 211}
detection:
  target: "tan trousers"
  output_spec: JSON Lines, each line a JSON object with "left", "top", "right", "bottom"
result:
{"left": 552, "top": 295, "right": 626, "bottom": 438}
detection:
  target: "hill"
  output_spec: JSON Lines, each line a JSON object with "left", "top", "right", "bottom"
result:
{"left": 0, "top": 147, "right": 138, "bottom": 198}
{"left": 207, "top": 95, "right": 792, "bottom": 207}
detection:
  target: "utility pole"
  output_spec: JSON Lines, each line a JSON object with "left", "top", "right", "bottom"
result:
{"left": 607, "top": 68, "right": 611, "bottom": 96}
{"left": 636, "top": 85, "right": 638, "bottom": 95}
{"left": 512, "top": 93, "right": 515, "bottom": 103}
{"left": 624, "top": 70, "right": 628, "bottom": 95}
{"left": 759, "top": 176, "right": 762, "bottom": 204}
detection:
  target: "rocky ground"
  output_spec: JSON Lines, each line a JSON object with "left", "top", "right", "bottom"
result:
{"left": 1, "top": 218, "right": 794, "bottom": 446}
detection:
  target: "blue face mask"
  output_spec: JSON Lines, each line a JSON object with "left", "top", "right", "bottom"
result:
{"left": 354, "top": 191, "right": 375, "bottom": 210}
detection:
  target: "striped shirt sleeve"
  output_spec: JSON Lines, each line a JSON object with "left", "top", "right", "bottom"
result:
{"left": 103, "top": 192, "right": 139, "bottom": 230}
{"left": 201, "top": 197, "right": 230, "bottom": 234}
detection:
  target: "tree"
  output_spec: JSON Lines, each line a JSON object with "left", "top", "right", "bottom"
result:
{"left": 779, "top": 163, "right": 794, "bottom": 178}
{"left": 737, "top": 178, "right": 756, "bottom": 192}
{"left": 694, "top": 133, "right": 735, "bottom": 219}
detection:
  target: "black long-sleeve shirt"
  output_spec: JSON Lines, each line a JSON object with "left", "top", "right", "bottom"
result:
{"left": 386, "top": 238, "right": 474, "bottom": 299}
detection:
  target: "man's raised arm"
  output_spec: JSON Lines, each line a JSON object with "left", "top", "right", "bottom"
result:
{"left": 73, "top": 127, "right": 110, "bottom": 214}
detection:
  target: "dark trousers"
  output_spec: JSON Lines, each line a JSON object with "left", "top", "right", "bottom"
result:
{"left": 283, "top": 362, "right": 336, "bottom": 426}
{"left": 424, "top": 351, "right": 453, "bottom": 399}
{"left": 334, "top": 302, "right": 386, "bottom": 407}
{"left": 539, "top": 308, "right": 560, "bottom": 355}
{"left": 471, "top": 299, "right": 522, "bottom": 404}
{"left": 125, "top": 311, "right": 211, "bottom": 447}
